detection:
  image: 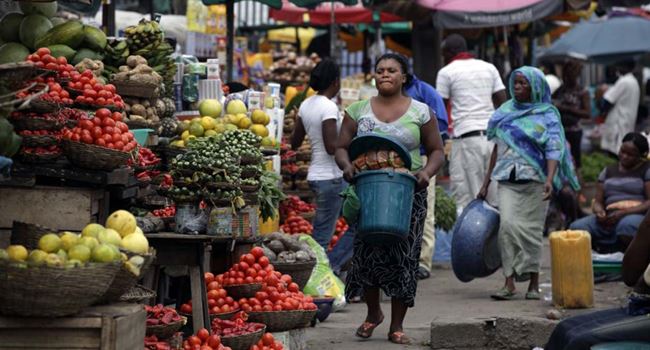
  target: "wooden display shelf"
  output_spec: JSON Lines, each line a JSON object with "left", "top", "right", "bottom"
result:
{"left": 0, "top": 303, "right": 145, "bottom": 350}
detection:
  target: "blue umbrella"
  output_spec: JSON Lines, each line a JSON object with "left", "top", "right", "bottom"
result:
{"left": 539, "top": 15, "right": 650, "bottom": 64}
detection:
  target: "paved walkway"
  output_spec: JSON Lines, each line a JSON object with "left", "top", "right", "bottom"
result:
{"left": 305, "top": 243, "right": 629, "bottom": 349}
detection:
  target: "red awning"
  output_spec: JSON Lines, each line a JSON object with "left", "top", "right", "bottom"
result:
{"left": 269, "top": 0, "right": 403, "bottom": 25}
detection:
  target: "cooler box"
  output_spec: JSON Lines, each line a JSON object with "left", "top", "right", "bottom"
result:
{"left": 550, "top": 230, "right": 594, "bottom": 308}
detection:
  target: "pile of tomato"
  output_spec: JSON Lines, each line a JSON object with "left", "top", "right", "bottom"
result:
{"left": 152, "top": 205, "right": 176, "bottom": 218}
{"left": 25, "top": 48, "right": 75, "bottom": 79}
{"left": 20, "top": 145, "right": 60, "bottom": 156}
{"left": 251, "top": 333, "right": 284, "bottom": 350}
{"left": 328, "top": 217, "right": 348, "bottom": 252}
{"left": 237, "top": 272, "right": 317, "bottom": 313}
{"left": 62, "top": 108, "right": 137, "bottom": 152}
{"left": 220, "top": 247, "right": 271, "bottom": 286}
{"left": 280, "top": 212, "right": 313, "bottom": 235}
{"left": 68, "top": 70, "right": 125, "bottom": 109}
{"left": 280, "top": 195, "right": 315, "bottom": 216}
{"left": 182, "top": 328, "right": 231, "bottom": 350}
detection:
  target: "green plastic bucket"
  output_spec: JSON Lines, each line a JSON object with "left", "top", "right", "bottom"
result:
{"left": 354, "top": 169, "right": 416, "bottom": 244}
{"left": 131, "top": 129, "right": 153, "bottom": 146}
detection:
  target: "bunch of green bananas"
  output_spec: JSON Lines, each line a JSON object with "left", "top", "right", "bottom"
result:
{"left": 103, "top": 38, "right": 130, "bottom": 78}
{"left": 124, "top": 19, "right": 164, "bottom": 53}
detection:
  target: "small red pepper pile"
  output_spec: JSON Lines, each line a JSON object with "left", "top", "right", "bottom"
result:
{"left": 211, "top": 311, "right": 265, "bottom": 338}
{"left": 129, "top": 147, "right": 161, "bottom": 169}
{"left": 145, "top": 304, "right": 182, "bottom": 326}
{"left": 152, "top": 205, "right": 176, "bottom": 218}
{"left": 144, "top": 335, "right": 172, "bottom": 350}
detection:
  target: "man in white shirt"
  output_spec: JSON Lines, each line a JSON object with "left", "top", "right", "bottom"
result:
{"left": 601, "top": 60, "right": 641, "bottom": 155}
{"left": 436, "top": 34, "right": 507, "bottom": 209}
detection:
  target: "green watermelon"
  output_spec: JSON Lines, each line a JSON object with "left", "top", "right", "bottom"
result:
{"left": 19, "top": 14, "right": 52, "bottom": 50}
{"left": 19, "top": 1, "right": 58, "bottom": 18}
{"left": 0, "top": 13, "right": 25, "bottom": 43}
{"left": 0, "top": 42, "right": 30, "bottom": 64}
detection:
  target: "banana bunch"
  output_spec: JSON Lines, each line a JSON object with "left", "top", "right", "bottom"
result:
{"left": 124, "top": 19, "right": 164, "bottom": 53}
{"left": 103, "top": 39, "right": 131, "bottom": 78}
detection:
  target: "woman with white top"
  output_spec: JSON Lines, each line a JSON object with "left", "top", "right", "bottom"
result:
{"left": 291, "top": 59, "right": 344, "bottom": 250}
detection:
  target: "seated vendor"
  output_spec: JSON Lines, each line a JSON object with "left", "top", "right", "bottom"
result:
{"left": 545, "top": 210, "right": 650, "bottom": 350}
{"left": 569, "top": 132, "right": 650, "bottom": 252}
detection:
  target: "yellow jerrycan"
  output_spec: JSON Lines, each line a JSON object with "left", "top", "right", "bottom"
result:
{"left": 549, "top": 230, "right": 594, "bottom": 308}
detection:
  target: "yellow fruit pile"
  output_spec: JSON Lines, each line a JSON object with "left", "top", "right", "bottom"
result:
{"left": 0, "top": 210, "right": 149, "bottom": 275}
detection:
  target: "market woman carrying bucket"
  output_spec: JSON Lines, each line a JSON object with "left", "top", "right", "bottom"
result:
{"left": 335, "top": 53, "right": 445, "bottom": 345}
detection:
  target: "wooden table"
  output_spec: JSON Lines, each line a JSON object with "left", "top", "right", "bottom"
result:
{"left": 144, "top": 233, "right": 215, "bottom": 333}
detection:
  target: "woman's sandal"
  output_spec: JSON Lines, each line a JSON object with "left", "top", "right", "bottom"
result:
{"left": 388, "top": 331, "right": 411, "bottom": 345}
{"left": 490, "top": 287, "right": 517, "bottom": 300}
{"left": 525, "top": 291, "right": 541, "bottom": 300}
{"left": 355, "top": 317, "right": 384, "bottom": 339}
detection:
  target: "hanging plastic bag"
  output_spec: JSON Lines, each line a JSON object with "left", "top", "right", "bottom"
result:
{"left": 298, "top": 235, "right": 347, "bottom": 310}
{"left": 175, "top": 203, "right": 208, "bottom": 234}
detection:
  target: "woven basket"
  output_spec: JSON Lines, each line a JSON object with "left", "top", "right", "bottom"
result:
{"left": 74, "top": 102, "right": 123, "bottom": 113}
{"left": 11, "top": 116, "right": 64, "bottom": 131}
{"left": 21, "top": 134, "right": 59, "bottom": 147}
{"left": 10, "top": 221, "right": 52, "bottom": 250}
{"left": 180, "top": 309, "right": 239, "bottom": 324}
{"left": 240, "top": 155, "right": 262, "bottom": 165}
{"left": 241, "top": 168, "right": 261, "bottom": 179}
{"left": 146, "top": 316, "right": 186, "bottom": 340}
{"left": 25, "top": 98, "right": 62, "bottom": 113}
{"left": 223, "top": 283, "right": 263, "bottom": 299}
{"left": 62, "top": 140, "right": 130, "bottom": 171}
{"left": 246, "top": 310, "right": 317, "bottom": 332}
{"left": 221, "top": 325, "right": 266, "bottom": 350}
{"left": 272, "top": 260, "right": 316, "bottom": 290}
{"left": 0, "top": 62, "right": 40, "bottom": 91}
{"left": 98, "top": 249, "right": 156, "bottom": 303}
{"left": 0, "top": 262, "right": 121, "bottom": 317}
{"left": 119, "top": 284, "right": 157, "bottom": 303}
{"left": 240, "top": 184, "right": 260, "bottom": 193}
{"left": 18, "top": 150, "right": 62, "bottom": 164}
{"left": 112, "top": 80, "right": 159, "bottom": 99}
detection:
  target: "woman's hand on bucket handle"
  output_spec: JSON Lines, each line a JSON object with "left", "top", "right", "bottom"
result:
{"left": 415, "top": 171, "right": 430, "bottom": 190}
{"left": 343, "top": 165, "right": 357, "bottom": 183}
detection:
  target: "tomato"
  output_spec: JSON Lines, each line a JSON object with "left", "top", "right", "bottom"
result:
{"left": 80, "top": 119, "right": 93, "bottom": 130}
{"left": 242, "top": 304, "right": 253, "bottom": 312}
{"left": 96, "top": 97, "right": 106, "bottom": 105}
{"left": 56, "top": 57, "right": 67, "bottom": 65}
{"left": 197, "top": 328, "right": 210, "bottom": 341}
{"left": 82, "top": 69, "right": 93, "bottom": 78}
{"left": 288, "top": 283, "right": 299, "bottom": 293}
{"left": 208, "top": 298, "right": 217, "bottom": 308}
{"left": 207, "top": 335, "right": 221, "bottom": 347}
{"left": 102, "top": 117, "right": 116, "bottom": 127}
{"left": 245, "top": 276, "right": 254, "bottom": 284}
{"left": 207, "top": 290, "right": 219, "bottom": 300}
{"left": 93, "top": 83, "right": 104, "bottom": 92}
{"left": 188, "top": 335, "right": 202, "bottom": 346}
{"left": 218, "top": 289, "right": 227, "bottom": 299}
{"left": 251, "top": 247, "right": 265, "bottom": 259}
{"left": 258, "top": 256, "right": 270, "bottom": 268}
{"left": 181, "top": 304, "right": 192, "bottom": 314}
{"left": 239, "top": 262, "right": 250, "bottom": 271}
{"left": 200, "top": 346, "right": 213, "bottom": 350}
{"left": 84, "top": 89, "right": 97, "bottom": 99}
{"left": 92, "top": 126, "right": 103, "bottom": 139}
{"left": 207, "top": 281, "right": 219, "bottom": 291}
{"left": 116, "top": 121, "right": 128, "bottom": 133}
{"left": 280, "top": 275, "right": 292, "bottom": 284}
{"left": 216, "top": 298, "right": 225, "bottom": 307}
{"left": 95, "top": 108, "right": 111, "bottom": 120}
{"left": 243, "top": 254, "right": 256, "bottom": 266}
{"left": 221, "top": 304, "right": 231, "bottom": 313}
{"left": 42, "top": 54, "right": 55, "bottom": 64}
{"left": 107, "top": 142, "right": 115, "bottom": 149}
{"left": 236, "top": 277, "right": 244, "bottom": 284}
{"left": 246, "top": 268, "right": 257, "bottom": 278}
{"left": 81, "top": 134, "right": 93, "bottom": 144}
{"left": 211, "top": 306, "right": 221, "bottom": 314}
{"left": 36, "top": 48, "right": 50, "bottom": 56}
{"left": 80, "top": 76, "right": 90, "bottom": 85}
{"left": 104, "top": 84, "right": 116, "bottom": 93}
{"left": 111, "top": 111, "right": 123, "bottom": 121}
{"left": 111, "top": 133, "right": 122, "bottom": 143}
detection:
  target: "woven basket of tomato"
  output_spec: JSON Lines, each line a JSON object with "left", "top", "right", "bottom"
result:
{"left": 9, "top": 111, "right": 65, "bottom": 131}
{"left": 221, "top": 247, "right": 271, "bottom": 299}
{"left": 251, "top": 332, "right": 284, "bottom": 350}
{"left": 184, "top": 328, "right": 233, "bottom": 350}
{"left": 212, "top": 312, "right": 265, "bottom": 350}
{"left": 62, "top": 108, "right": 137, "bottom": 171}
{"left": 17, "top": 146, "right": 62, "bottom": 164}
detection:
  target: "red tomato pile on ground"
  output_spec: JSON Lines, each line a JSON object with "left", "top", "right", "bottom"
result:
{"left": 152, "top": 205, "right": 176, "bottom": 218}
{"left": 62, "top": 108, "right": 137, "bottom": 152}
{"left": 250, "top": 333, "right": 284, "bottom": 350}
{"left": 69, "top": 70, "right": 124, "bottom": 109}
{"left": 237, "top": 271, "right": 317, "bottom": 313}
{"left": 220, "top": 247, "right": 271, "bottom": 286}
{"left": 182, "top": 328, "right": 232, "bottom": 350}
{"left": 144, "top": 335, "right": 172, "bottom": 350}
{"left": 280, "top": 195, "right": 315, "bottom": 216}
{"left": 280, "top": 213, "right": 313, "bottom": 235}
{"left": 328, "top": 217, "right": 348, "bottom": 252}
{"left": 145, "top": 304, "right": 182, "bottom": 326}
{"left": 210, "top": 311, "right": 265, "bottom": 337}
{"left": 26, "top": 48, "right": 75, "bottom": 79}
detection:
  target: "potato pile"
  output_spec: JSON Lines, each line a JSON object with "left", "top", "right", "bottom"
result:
{"left": 112, "top": 55, "right": 163, "bottom": 88}
{"left": 262, "top": 232, "right": 316, "bottom": 263}
{"left": 122, "top": 96, "right": 174, "bottom": 129}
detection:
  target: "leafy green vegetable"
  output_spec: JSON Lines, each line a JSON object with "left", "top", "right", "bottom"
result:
{"left": 434, "top": 186, "right": 456, "bottom": 231}
{"left": 580, "top": 152, "right": 617, "bottom": 183}
{"left": 258, "top": 170, "right": 286, "bottom": 222}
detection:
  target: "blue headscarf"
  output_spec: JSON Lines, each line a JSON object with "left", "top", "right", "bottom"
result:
{"left": 487, "top": 66, "right": 580, "bottom": 191}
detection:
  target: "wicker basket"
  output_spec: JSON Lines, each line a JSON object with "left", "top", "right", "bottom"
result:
{"left": 272, "top": 260, "right": 316, "bottom": 290}
{"left": 112, "top": 80, "right": 159, "bottom": 99}
{"left": 10, "top": 221, "right": 52, "bottom": 250}
{"left": 0, "top": 262, "right": 121, "bottom": 317}
{"left": 240, "top": 184, "right": 260, "bottom": 193}
{"left": 119, "top": 284, "right": 157, "bottom": 303}
{"left": 74, "top": 102, "right": 123, "bottom": 113}
{"left": 146, "top": 316, "right": 187, "bottom": 340}
{"left": 62, "top": 140, "right": 131, "bottom": 171}
{"left": 0, "top": 62, "right": 40, "bottom": 91}
{"left": 24, "top": 98, "right": 63, "bottom": 113}
{"left": 180, "top": 309, "right": 239, "bottom": 323}
{"left": 241, "top": 168, "right": 261, "bottom": 179}
{"left": 246, "top": 310, "right": 317, "bottom": 332}
{"left": 18, "top": 150, "right": 62, "bottom": 164}
{"left": 223, "top": 283, "right": 263, "bottom": 299}
{"left": 21, "top": 134, "right": 59, "bottom": 147}
{"left": 11, "top": 116, "right": 64, "bottom": 131}
{"left": 98, "top": 249, "right": 156, "bottom": 303}
{"left": 221, "top": 325, "right": 266, "bottom": 350}
{"left": 240, "top": 155, "right": 262, "bottom": 165}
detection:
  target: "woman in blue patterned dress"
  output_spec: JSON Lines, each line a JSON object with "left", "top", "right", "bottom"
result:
{"left": 478, "top": 66, "right": 580, "bottom": 300}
